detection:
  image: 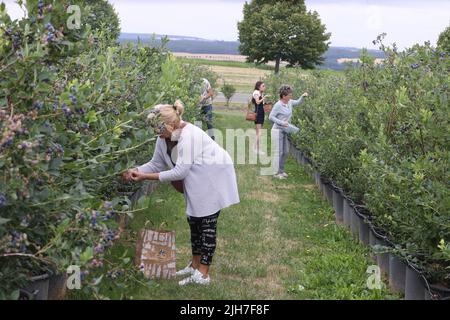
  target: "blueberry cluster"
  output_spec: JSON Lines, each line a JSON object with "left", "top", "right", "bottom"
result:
{"left": 69, "top": 95, "right": 77, "bottom": 105}
{"left": 94, "top": 244, "right": 105, "bottom": 254}
{"left": 62, "top": 103, "right": 72, "bottom": 116}
{"left": 37, "top": 0, "right": 44, "bottom": 18}
{"left": 32, "top": 101, "right": 44, "bottom": 110}
{"left": 106, "top": 269, "right": 124, "bottom": 279}
{"left": 75, "top": 107, "right": 86, "bottom": 115}
{"left": 1, "top": 137, "right": 14, "bottom": 151}
{"left": 0, "top": 193, "right": 7, "bottom": 206}
{"left": 45, "top": 23, "right": 55, "bottom": 33}
{"left": 91, "top": 259, "right": 103, "bottom": 268}
{"left": 411, "top": 63, "right": 420, "bottom": 70}
{"left": 18, "top": 141, "right": 32, "bottom": 150}
{"left": 12, "top": 32, "right": 21, "bottom": 49}
{"left": 44, "top": 22, "right": 57, "bottom": 43}
{"left": 90, "top": 211, "right": 101, "bottom": 226}
{"left": 46, "top": 143, "right": 64, "bottom": 156}
{"left": 8, "top": 231, "right": 28, "bottom": 253}
{"left": 80, "top": 270, "right": 90, "bottom": 281}
{"left": 103, "top": 229, "right": 116, "bottom": 242}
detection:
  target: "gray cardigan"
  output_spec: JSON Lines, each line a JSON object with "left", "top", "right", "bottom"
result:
{"left": 137, "top": 123, "right": 240, "bottom": 217}
{"left": 269, "top": 97, "right": 305, "bottom": 131}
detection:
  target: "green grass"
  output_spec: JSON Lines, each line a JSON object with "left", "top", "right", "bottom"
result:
{"left": 70, "top": 109, "right": 399, "bottom": 300}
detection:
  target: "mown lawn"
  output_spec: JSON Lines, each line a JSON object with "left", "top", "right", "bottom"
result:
{"left": 70, "top": 109, "right": 399, "bottom": 300}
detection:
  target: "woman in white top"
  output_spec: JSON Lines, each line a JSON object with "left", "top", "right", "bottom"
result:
{"left": 252, "top": 81, "right": 267, "bottom": 155}
{"left": 123, "top": 100, "right": 240, "bottom": 286}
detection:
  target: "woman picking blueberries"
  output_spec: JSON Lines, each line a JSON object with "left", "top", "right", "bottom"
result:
{"left": 123, "top": 100, "right": 240, "bottom": 286}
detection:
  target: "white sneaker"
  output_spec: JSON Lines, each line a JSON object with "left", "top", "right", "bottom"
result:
{"left": 273, "top": 174, "right": 287, "bottom": 180}
{"left": 281, "top": 172, "right": 288, "bottom": 177}
{"left": 175, "top": 261, "right": 195, "bottom": 277}
{"left": 178, "top": 269, "right": 211, "bottom": 286}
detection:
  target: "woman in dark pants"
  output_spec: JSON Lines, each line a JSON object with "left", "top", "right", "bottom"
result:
{"left": 252, "top": 81, "right": 267, "bottom": 155}
{"left": 123, "top": 101, "right": 240, "bottom": 285}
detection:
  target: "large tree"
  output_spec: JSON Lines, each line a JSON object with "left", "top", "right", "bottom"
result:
{"left": 238, "top": 0, "right": 331, "bottom": 73}
{"left": 437, "top": 25, "right": 450, "bottom": 53}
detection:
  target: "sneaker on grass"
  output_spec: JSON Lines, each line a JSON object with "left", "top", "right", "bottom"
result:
{"left": 178, "top": 269, "right": 211, "bottom": 286}
{"left": 175, "top": 261, "right": 195, "bottom": 277}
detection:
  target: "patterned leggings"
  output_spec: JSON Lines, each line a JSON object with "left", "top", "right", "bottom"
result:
{"left": 187, "top": 211, "right": 220, "bottom": 266}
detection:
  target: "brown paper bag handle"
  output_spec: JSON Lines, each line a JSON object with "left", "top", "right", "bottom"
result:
{"left": 144, "top": 220, "right": 169, "bottom": 232}
{"left": 144, "top": 220, "right": 154, "bottom": 229}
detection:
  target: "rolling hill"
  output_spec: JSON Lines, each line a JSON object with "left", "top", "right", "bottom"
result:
{"left": 119, "top": 33, "right": 385, "bottom": 70}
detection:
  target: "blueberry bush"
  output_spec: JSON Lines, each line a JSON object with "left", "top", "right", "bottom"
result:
{"left": 0, "top": 0, "right": 217, "bottom": 299}
{"left": 265, "top": 36, "right": 450, "bottom": 286}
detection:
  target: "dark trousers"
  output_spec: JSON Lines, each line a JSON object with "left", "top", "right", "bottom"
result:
{"left": 187, "top": 211, "right": 220, "bottom": 266}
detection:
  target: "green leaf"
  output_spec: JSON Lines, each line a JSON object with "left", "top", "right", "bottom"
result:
{"left": 80, "top": 247, "right": 94, "bottom": 263}
{"left": 137, "top": 196, "right": 146, "bottom": 207}
{"left": 92, "top": 275, "right": 103, "bottom": 286}
{"left": 10, "top": 290, "right": 20, "bottom": 300}
{"left": 0, "top": 218, "right": 10, "bottom": 225}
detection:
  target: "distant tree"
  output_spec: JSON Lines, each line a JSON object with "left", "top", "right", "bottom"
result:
{"left": 221, "top": 82, "right": 236, "bottom": 106}
{"left": 437, "top": 25, "right": 450, "bottom": 53}
{"left": 79, "top": 0, "right": 121, "bottom": 44}
{"left": 238, "top": 0, "right": 331, "bottom": 73}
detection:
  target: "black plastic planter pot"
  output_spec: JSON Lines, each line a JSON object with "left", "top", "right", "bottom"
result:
{"left": 293, "top": 149, "right": 300, "bottom": 162}
{"left": 343, "top": 198, "right": 352, "bottom": 228}
{"left": 314, "top": 172, "right": 320, "bottom": 186}
{"left": 21, "top": 273, "right": 50, "bottom": 300}
{"left": 428, "top": 284, "right": 450, "bottom": 300}
{"left": 358, "top": 217, "right": 370, "bottom": 245}
{"left": 389, "top": 254, "right": 406, "bottom": 295}
{"left": 368, "top": 228, "right": 390, "bottom": 276}
{"left": 350, "top": 206, "right": 359, "bottom": 238}
{"left": 405, "top": 266, "right": 426, "bottom": 300}
{"left": 324, "top": 184, "right": 333, "bottom": 205}
{"left": 48, "top": 273, "right": 67, "bottom": 300}
{"left": 376, "top": 241, "right": 390, "bottom": 278}
{"left": 332, "top": 189, "right": 344, "bottom": 224}
{"left": 369, "top": 227, "right": 381, "bottom": 261}
{"left": 319, "top": 179, "right": 325, "bottom": 197}
{"left": 299, "top": 153, "right": 305, "bottom": 165}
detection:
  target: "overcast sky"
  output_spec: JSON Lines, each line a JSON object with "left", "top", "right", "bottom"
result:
{"left": 2, "top": 0, "right": 449, "bottom": 49}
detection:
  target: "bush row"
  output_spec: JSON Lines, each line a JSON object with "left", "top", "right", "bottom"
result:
{"left": 265, "top": 39, "right": 449, "bottom": 286}
{"left": 0, "top": 0, "right": 216, "bottom": 299}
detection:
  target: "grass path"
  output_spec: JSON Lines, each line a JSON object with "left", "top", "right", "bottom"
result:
{"left": 77, "top": 110, "right": 399, "bottom": 300}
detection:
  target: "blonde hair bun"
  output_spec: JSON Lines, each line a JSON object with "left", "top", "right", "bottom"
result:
{"left": 173, "top": 99, "right": 185, "bottom": 117}
{"left": 149, "top": 100, "right": 185, "bottom": 127}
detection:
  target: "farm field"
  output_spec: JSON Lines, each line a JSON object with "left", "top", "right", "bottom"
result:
{"left": 203, "top": 65, "right": 272, "bottom": 93}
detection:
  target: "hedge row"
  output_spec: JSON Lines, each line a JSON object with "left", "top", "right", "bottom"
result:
{"left": 265, "top": 40, "right": 449, "bottom": 286}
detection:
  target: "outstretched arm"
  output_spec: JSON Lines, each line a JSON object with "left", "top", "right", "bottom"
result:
{"left": 292, "top": 92, "right": 309, "bottom": 107}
